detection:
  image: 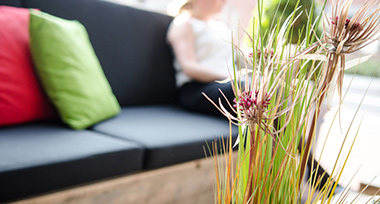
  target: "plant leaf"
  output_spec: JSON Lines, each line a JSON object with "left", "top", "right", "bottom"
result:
{"left": 345, "top": 54, "right": 373, "bottom": 70}
{"left": 300, "top": 54, "right": 328, "bottom": 61}
{"left": 215, "top": 69, "right": 253, "bottom": 84}
{"left": 233, "top": 124, "right": 246, "bottom": 148}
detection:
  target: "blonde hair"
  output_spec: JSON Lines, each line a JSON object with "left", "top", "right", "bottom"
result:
{"left": 167, "top": 0, "right": 193, "bottom": 16}
{"left": 179, "top": 0, "right": 193, "bottom": 14}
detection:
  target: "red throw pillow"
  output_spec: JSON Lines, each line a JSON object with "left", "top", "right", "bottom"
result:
{"left": 0, "top": 6, "right": 56, "bottom": 126}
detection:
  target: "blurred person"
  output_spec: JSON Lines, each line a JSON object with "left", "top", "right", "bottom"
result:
{"left": 167, "top": 0, "right": 238, "bottom": 116}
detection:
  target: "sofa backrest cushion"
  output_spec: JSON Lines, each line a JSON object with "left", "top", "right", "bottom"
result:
{"left": 29, "top": 10, "right": 121, "bottom": 130}
{"left": 0, "top": 0, "right": 22, "bottom": 7}
{"left": 22, "top": 0, "right": 177, "bottom": 106}
{"left": 0, "top": 6, "right": 56, "bottom": 127}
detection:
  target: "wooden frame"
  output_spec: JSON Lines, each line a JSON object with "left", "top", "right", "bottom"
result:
{"left": 12, "top": 156, "right": 220, "bottom": 204}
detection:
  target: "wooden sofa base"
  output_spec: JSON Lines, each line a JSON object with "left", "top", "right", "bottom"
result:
{"left": 11, "top": 155, "right": 222, "bottom": 204}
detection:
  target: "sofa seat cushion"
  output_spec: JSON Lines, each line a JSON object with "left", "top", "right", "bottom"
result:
{"left": 92, "top": 105, "right": 238, "bottom": 169}
{"left": 0, "top": 122, "right": 143, "bottom": 202}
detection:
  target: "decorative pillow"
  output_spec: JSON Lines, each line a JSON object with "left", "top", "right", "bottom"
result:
{"left": 29, "top": 9, "right": 121, "bottom": 130}
{"left": 0, "top": 6, "right": 56, "bottom": 127}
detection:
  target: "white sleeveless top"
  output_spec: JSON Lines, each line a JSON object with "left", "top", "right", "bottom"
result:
{"left": 172, "top": 15, "right": 234, "bottom": 87}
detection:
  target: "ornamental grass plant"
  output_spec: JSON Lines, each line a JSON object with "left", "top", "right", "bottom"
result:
{"left": 205, "top": 0, "right": 380, "bottom": 203}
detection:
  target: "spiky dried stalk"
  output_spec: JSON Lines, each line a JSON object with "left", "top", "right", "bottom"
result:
{"left": 204, "top": 48, "right": 312, "bottom": 203}
{"left": 203, "top": 7, "right": 322, "bottom": 202}
{"left": 322, "top": 0, "right": 380, "bottom": 99}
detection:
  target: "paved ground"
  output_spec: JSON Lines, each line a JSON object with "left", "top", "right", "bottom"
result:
{"left": 315, "top": 74, "right": 380, "bottom": 192}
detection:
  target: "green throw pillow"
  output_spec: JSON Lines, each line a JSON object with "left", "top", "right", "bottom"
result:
{"left": 29, "top": 10, "right": 120, "bottom": 130}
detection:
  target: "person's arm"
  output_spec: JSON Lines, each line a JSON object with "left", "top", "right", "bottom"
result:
{"left": 167, "top": 20, "right": 228, "bottom": 83}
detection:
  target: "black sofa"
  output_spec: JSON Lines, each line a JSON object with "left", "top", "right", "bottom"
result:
{"left": 0, "top": 0, "right": 237, "bottom": 202}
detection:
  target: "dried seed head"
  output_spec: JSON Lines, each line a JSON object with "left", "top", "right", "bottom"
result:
{"left": 257, "top": 48, "right": 275, "bottom": 60}
{"left": 233, "top": 90, "right": 271, "bottom": 120}
{"left": 324, "top": 0, "right": 380, "bottom": 55}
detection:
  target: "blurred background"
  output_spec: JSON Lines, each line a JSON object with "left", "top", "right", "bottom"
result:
{"left": 106, "top": 0, "right": 380, "bottom": 76}
{"left": 108, "top": 0, "right": 380, "bottom": 194}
